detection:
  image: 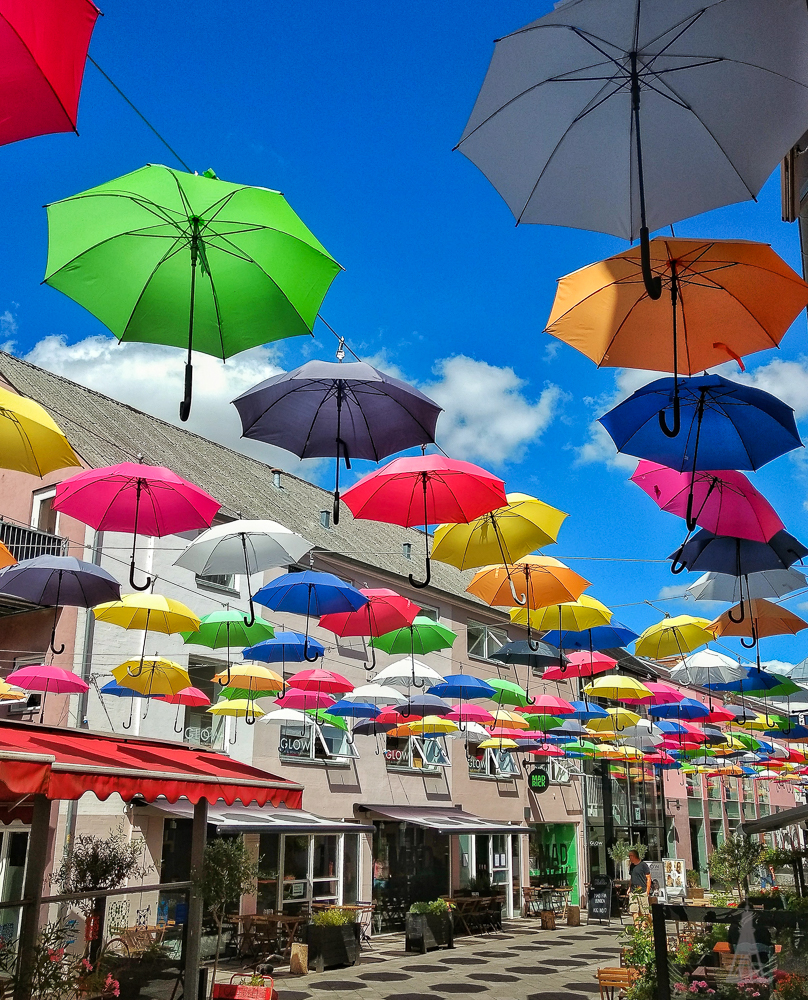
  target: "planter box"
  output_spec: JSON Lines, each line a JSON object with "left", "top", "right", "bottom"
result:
{"left": 405, "top": 912, "right": 454, "bottom": 954}
{"left": 688, "top": 887, "right": 705, "bottom": 900}
{"left": 303, "top": 923, "right": 361, "bottom": 973}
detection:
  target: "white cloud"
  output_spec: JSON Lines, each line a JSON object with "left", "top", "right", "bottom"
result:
{"left": 657, "top": 583, "right": 691, "bottom": 601}
{"left": 421, "top": 355, "right": 564, "bottom": 466}
{"left": 575, "top": 368, "right": 656, "bottom": 469}
{"left": 759, "top": 659, "right": 797, "bottom": 675}
{"left": 737, "top": 357, "right": 808, "bottom": 419}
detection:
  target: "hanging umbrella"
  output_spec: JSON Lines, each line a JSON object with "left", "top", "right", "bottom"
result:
{"left": 341, "top": 683, "right": 406, "bottom": 707}
{"left": 233, "top": 359, "right": 442, "bottom": 523}
{"left": 478, "top": 737, "right": 519, "bottom": 751}
{"left": 670, "top": 649, "right": 749, "bottom": 688}
{"left": 455, "top": 0, "right": 808, "bottom": 296}
{"left": 634, "top": 615, "right": 714, "bottom": 659}
{"left": 174, "top": 519, "right": 313, "bottom": 626}
{"left": 428, "top": 675, "right": 497, "bottom": 701}
{"left": 262, "top": 707, "right": 314, "bottom": 727}
{"left": 0, "top": 385, "right": 80, "bottom": 476}
{"left": 543, "top": 651, "right": 616, "bottom": 681}
{"left": 484, "top": 678, "right": 531, "bottom": 708}
{"left": 467, "top": 555, "right": 589, "bottom": 617}
{"left": 431, "top": 492, "right": 567, "bottom": 570}
{"left": 325, "top": 700, "right": 379, "bottom": 720}
{"left": 522, "top": 714, "right": 564, "bottom": 733}
{"left": 541, "top": 622, "right": 640, "bottom": 651}
{"left": 447, "top": 705, "right": 495, "bottom": 726}
{"left": 568, "top": 701, "right": 609, "bottom": 721}
{"left": 45, "top": 165, "right": 341, "bottom": 420}
{"left": 710, "top": 599, "right": 808, "bottom": 644}
{"left": 518, "top": 693, "right": 574, "bottom": 715}
{"left": 181, "top": 609, "right": 275, "bottom": 685}
{"left": 397, "top": 693, "right": 453, "bottom": 718}
{"left": 670, "top": 529, "right": 807, "bottom": 578}
{"left": 0, "top": 680, "right": 28, "bottom": 702}
{"left": 369, "top": 616, "right": 456, "bottom": 687}
{"left": 212, "top": 664, "right": 285, "bottom": 697}
{"left": 113, "top": 658, "right": 191, "bottom": 697}
{"left": 242, "top": 632, "right": 325, "bottom": 682}
{"left": 374, "top": 659, "right": 446, "bottom": 689}
{"left": 489, "top": 708, "right": 530, "bottom": 730}
{"left": 155, "top": 686, "right": 210, "bottom": 735}
{"left": 275, "top": 689, "right": 335, "bottom": 712}
{"left": 208, "top": 699, "right": 265, "bottom": 736}
{"left": 352, "top": 718, "right": 395, "bottom": 737}
{"left": 649, "top": 699, "right": 710, "bottom": 721}
{"left": 547, "top": 239, "right": 808, "bottom": 436}
{"left": 510, "top": 594, "right": 611, "bottom": 633}
{"left": 0, "top": 554, "right": 120, "bottom": 653}
{"left": 54, "top": 462, "right": 220, "bottom": 590}
{"left": 287, "top": 668, "right": 353, "bottom": 696}
{"left": 94, "top": 593, "right": 201, "bottom": 678}
{"left": 402, "top": 716, "right": 459, "bottom": 737}
{"left": 7, "top": 664, "right": 88, "bottom": 725}
{"left": 632, "top": 462, "right": 784, "bottom": 540}
{"left": 342, "top": 455, "right": 507, "bottom": 588}
{"left": 490, "top": 640, "right": 565, "bottom": 671}
{"left": 100, "top": 680, "right": 149, "bottom": 699}
{"left": 622, "top": 682, "right": 684, "bottom": 706}
{"left": 583, "top": 675, "right": 652, "bottom": 701}
{"left": 254, "top": 570, "right": 367, "bottom": 660}
{"left": 0, "top": 543, "right": 13, "bottom": 570}
{"left": 687, "top": 568, "right": 808, "bottom": 603}
{"left": 320, "top": 588, "right": 421, "bottom": 671}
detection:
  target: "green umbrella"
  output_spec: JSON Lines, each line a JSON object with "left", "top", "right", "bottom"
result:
{"left": 523, "top": 714, "right": 563, "bottom": 732}
{"left": 44, "top": 165, "right": 342, "bottom": 420}
{"left": 370, "top": 616, "right": 457, "bottom": 655}
{"left": 484, "top": 677, "right": 530, "bottom": 708}
{"left": 219, "top": 686, "right": 276, "bottom": 701}
{"left": 745, "top": 673, "right": 804, "bottom": 698}
{"left": 181, "top": 609, "right": 275, "bottom": 684}
{"left": 305, "top": 707, "right": 348, "bottom": 731}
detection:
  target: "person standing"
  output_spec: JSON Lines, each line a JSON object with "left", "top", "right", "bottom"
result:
{"left": 628, "top": 849, "right": 651, "bottom": 926}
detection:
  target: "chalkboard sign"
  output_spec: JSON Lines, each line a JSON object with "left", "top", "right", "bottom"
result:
{"left": 528, "top": 767, "right": 550, "bottom": 793}
{"left": 587, "top": 878, "right": 612, "bottom": 923}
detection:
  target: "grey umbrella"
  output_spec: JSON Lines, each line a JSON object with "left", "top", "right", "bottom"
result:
{"left": 233, "top": 359, "right": 442, "bottom": 523}
{"left": 0, "top": 555, "right": 121, "bottom": 654}
{"left": 456, "top": 0, "right": 808, "bottom": 299}
{"left": 686, "top": 568, "right": 808, "bottom": 603}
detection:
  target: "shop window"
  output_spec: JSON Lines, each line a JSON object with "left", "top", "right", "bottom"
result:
{"left": 384, "top": 735, "right": 447, "bottom": 772}
{"left": 686, "top": 773, "right": 701, "bottom": 797}
{"left": 416, "top": 604, "right": 439, "bottom": 622}
{"left": 467, "top": 746, "right": 518, "bottom": 779}
{"left": 279, "top": 723, "right": 357, "bottom": 762}
{"left": 547, "top": 758, "right": 572, "bottom": 784}
{"left": 31, "top": 490, "right": 58, "bottom": 535}
{"left": 466, "top": 620, "right": 508, "bottom": 661}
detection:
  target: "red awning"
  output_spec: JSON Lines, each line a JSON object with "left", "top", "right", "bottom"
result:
{"left": 0, "top": 721, "right": 303, "bottom": 808}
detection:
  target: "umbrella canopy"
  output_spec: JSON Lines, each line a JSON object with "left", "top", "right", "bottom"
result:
{"left": 541, "top": 622, "right": 640, "bottom": 651}
{"left": 342, "top": 455, "right": 507, "bottom": 588}
{"left": 320, "top": 589, "right": 420, "bottom": 639}
{"left": 0, "top": 385, "right": 80, "bottom": 477}
{"left": 156, "top": 687, "right": 210, "bottom": 707}
{"left": 370, "top": 616, "right": 457, "bottom": 656}
{"left": 352, "top": 719, "right": 395, "bottom": 737}
{"left": 0, "top": 680, "right": 28, "bottom": 702}
{"left": 0, "top": 554, "right": 120, "bottom": 653}
{"left": 243, "top": 632, "right": 325, "bottom": 668}
{"left": 45, "top": 164, "right": 341, "bottom": 420}
{"left": 687, "top": 568, "right": 808, "bottom": 603}
{"left": 623, "top": 682, "right": 684, "bottom": 706}
{"left": 397, "top": 694, "right": 453, "bottom": 718}
{"left": 233, "top": 359, "right": 442, "bottom": 524}
{"left": 447, "top": 705, "right": 495, "bottom": 725}
{"left": 100, "top": 680, "right": 149, "bottom": 700}
{"left": 428, "top": 674, "right": 497, "bottom": 701}
{"left": 709, "top": 600, "right": 808, "bottom": 641}
{"left": 520, "top": 693, "right": 574, "bottom": 715}
{"left": 0, "top": 0, "right": 99, "bottom": 145}
{"left": 173, "top": 518, "right": 313, "bottom": 626}
{"left": 649, "top": 698, "right": 710, "bottom": 721}
{"left": 489, "top": 709, "right": 530, "bottom": 730}
{"left": 456, "top": 0, "right": 808, "bottom": 298}
{"left": 634, "top": 615, "right": 714, "bottom": 658}
{"left": 212, "top": 664, "right": 285, "bottom": 694}
{"left": 325, "top": 700, "right": 379, "bottom": 720}
{"left": 543, "top": 650, "right": 616, "bottom": 681}
{"left": 254, "top": 570, "right": 367, "bottom": 661}
{"left": 431, "top": 492, "right": 567, "bottom": 570}
{"left": 342, "top": 684, "right": 406, "bottom": 707}
{"left": 478, "top": 737, "right": 519, "bottom": 751}
{"left": 404, "top": 715, "right": 459, "bottom": 736}
{"left": 467, "top": 556, "right": 589, "bottom": 613}
{"left": 182, "top": 610, "right": 275, "bottom": 651}
{"left": 373, "top": 660, "right": 446, "bottom": 689}
{"left": 287, "top": 668, "right": 353, "bottom": 695}
{"left": 54, "top": 462, "right": 220, "bottom": 590}
{"left": 632, "top": 463, "right": 784, "bottom": 542}
{"left": 569, "top": 701, "right": 609, "bottom": 721}
{"left": 670, "top": 649, "right": 750, "bottom": 688}
{"left": 113, "top": 658, "right": 191, "bottom": 697}
{"left": 7, "top": 664, "right": 88, "bottom": 695}
{"left": 490, "top": 640, "right": 565, "bottom": 671}
{"left": 511, "top": 594, "right": 612, "bottom": 633}
{"left": 94, "top": 594, "right": 200, "bottom": 635}
{"left": 670, "top": 529, "right": 808, "bottom": 577}
{"left": 208, "top": 699, "right": 265, "bottom": 721}
{"left": 275, "top": 689, "right": 335, "bottom": 711}
{"left": 583, "top": 675, "right": 652, "bottom": 701}
{"left": 484, "top": 678, "right": 531, "bottom": 708}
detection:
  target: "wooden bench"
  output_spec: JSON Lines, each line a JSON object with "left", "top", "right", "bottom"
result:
{"left": 597, "top": 966, "right": 640, "bottom": 1000}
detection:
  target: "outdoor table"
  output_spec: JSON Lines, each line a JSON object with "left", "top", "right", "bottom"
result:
{"left": 451, "top": 897, "right": 482, "bottom": 936}
{"left": 552, "top": 887, "right": 573, "bottom": 917}
{"left": 255, "top": 914, "right": 305, "bottom": 958}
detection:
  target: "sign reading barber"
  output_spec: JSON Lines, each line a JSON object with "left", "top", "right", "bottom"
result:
{"left": 528, "top": 767, "right": 550, "bottom": 794}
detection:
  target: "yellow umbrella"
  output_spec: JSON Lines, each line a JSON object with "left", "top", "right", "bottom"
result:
{"left": 710, "top": 734, "right": 749, "bottom": 756}
{"left": 597, "top": 743, "right": 622, "bottom": 759}
{"left": 0, "top": 543, "right": 15, "bottom": 570}
{"left": 634, "top": 615, "right": 713, "bottom": 659}
{"left": 94, "top": 593, "right": 201, "bottom": 634}
{"left": 587, "top": 708, "right": 641, "bottom": 733}
{"left": 478, "top": 737, "right": 519, "bottom": 750}
{"left": 489, "top": 709, "right": 530, "bottom": 730}
{"left": 404, "top": 715, "right": 459, "bottom": 736}
{"left": 208, "top": 698, "right": 265, "bottom": 719}
{"left": 431, "top": 492, "right": 567, "bottom": 570}
{"left": 0, "top": 385, "right": 81, "bottom": 476}
{"left": 583, "top": 674, "right": 652, "bottom": 701}
{"left": 510, "top": 594, "right": 611, "bottom": 632}
{"left": 0, "top": 680, "right": 26, "bottom": 701}
{"left": 212, "top": 664, "right": 286, "bottom": 693}
{"left": 467, "top": 556, "right": 589, "bottom": 609}
{"left": 113, "top": 657, "right": 191, "bottom": 696}
{"left": 613, "top": 746, "right": 645, "bottom": 760}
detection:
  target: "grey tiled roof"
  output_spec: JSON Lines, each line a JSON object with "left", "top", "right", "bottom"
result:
{"left": 0, "top": 351, "right": 498, "bottom": 611}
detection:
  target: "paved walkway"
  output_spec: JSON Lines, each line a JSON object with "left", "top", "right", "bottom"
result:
{"left": 268, "top": 918, "right": 624, "bottom": 1000}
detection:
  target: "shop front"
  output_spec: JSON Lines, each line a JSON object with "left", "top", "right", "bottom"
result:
{"left": 528, "top": 823, "right": 578, "bottom": 904}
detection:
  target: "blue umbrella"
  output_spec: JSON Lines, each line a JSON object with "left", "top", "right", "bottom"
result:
{"left": 568, "top": 700, "right": 609, "bottom": 721}
{"left": 242, "top": 631, "right": 325, "bottom": 669}
{"left": 656, "top": 720, "right": 690, "bottom": 735}
{"left": 706, "top": 667, "right": 781, "bottom": 693}
{"left": 773, "top": 723, "right": 808, "bottom": 739}
{"left": 489, "top": 640, "right": 565, "bottom": 670}
{"left": 549, "top": 719, "right": 587, "bottom": 737}
{"left": 428, "top": 674, "right": 497, "bottom": 700}
{"left": 100, "top": 680, "right": 149, "bottom": 699}
{"left": 254, "top": 571, "right": 368, "bottom": 661}
{"left": 649, "top": 698, "right": 710, "bottom": 720}
{"left": 670, "top": 529, "right": 807, "bottom": 579}
{"left": 326, "top": 700, "right": 380, "bottom": 719}
{"left": 541, "top": 621, "right": 639, "bottom": 650}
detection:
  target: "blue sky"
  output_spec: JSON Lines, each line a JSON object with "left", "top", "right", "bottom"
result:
{"left": 4, "top": 1, "right": 808, "bottom": 667}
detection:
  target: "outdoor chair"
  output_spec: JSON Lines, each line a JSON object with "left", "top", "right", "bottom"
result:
{"left": 354, "top": 902, "right": 375, "bottom": 949}
{"left": 597, "top": 967, "right": 640, "bottom": 1000}
{"left": 523, "top": 887, "right": 542, "bottom": 918}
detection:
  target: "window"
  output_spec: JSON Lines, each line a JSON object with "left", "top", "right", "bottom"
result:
{"left": 416, "top": 605, "right": 439, "bottom": 622}
{"left": 467, "top": 620, "right": 509, "bottom": 661}
{"left": 6, "top": 658, "right": 41, "bottom": 717}
{"left": 547, "top": 758, "right": 573, "bottom": 784}
{"left": 31, "top": 490, "right": 58, "bottom": 534}
{"left": 195, "top": 572, "right": 237, "bottom": 595}
{"left": 402, "top": 543, "right": 412, "bottom": 560}
{"left": 384, "top": 735, "right": 448, "bottom": 772}
{"left": 686, "top": 773, "right": 702, "bottom": 798}
{"left": 184, "top": 657, "right": 226, "bottom": 748}
{"left": 279, "top": 723, "right": 357, "bottom": 762}
{"left": 467, "top": 746, "right": 518, "bottom": 779}
{"left": 320, "top": 510, "right": 331, "bottom": 529}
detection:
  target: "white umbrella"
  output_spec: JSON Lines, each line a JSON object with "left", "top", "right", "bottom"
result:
{"left": 686, "top": 569, "right": 807, "bottom": 603}
{"left": 261, "top": 708, "right": 313, "bottom": 726}
{"left": 670, "top": 649, "right": 748, "bottom": 687}
{"left": 342, "top": 684, "right": 406, "bottom": 706}
{"left": 456, "top": 0, "right": 808, "bottom": 299}
{"left": 373, "top": 658, "right": 445, "bottom": 688}
{"left": 174, "top": 519, "right": 313, "bottom": 625}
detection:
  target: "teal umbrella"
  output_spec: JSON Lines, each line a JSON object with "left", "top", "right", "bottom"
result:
{"left": 44, "top": 165, "right": 342, "bottom": 420}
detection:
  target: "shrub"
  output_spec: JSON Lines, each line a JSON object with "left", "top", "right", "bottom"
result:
{"left": 311, "top": 907, "right": 353, "bottom": 927}
{"left": 409, "top": 899, "right": 451, "bottom": 915}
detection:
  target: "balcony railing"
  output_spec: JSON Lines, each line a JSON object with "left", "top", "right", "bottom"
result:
{"left": 0, "top": 517, "right": 69, "bottom": 562}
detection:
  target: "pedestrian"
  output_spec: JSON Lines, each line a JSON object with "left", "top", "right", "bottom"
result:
{"left": 628, "top": 849, "right": 652, "bottom": 927}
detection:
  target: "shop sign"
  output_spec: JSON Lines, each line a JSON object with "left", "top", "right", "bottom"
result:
{"left": 528, "top": 767, "right": 550, "bottom": 793}
{"left": 280, "top": 733, "right": 312, "bottom": 757}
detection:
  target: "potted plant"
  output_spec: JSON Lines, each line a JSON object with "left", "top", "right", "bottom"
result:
{"left": 405, "top": 899, "right": 454, "bottom": 954}
{"left": 303, "top": 907, "right": 361, "bottom": 973}
{"left": 687, "top": 869, "right": 705, "bottom": 900}
{"left": 707, "top": 834, "right": 764, "bottom": 902}
{"left": 608, "top": 839, "right": 631, "bottom": 880}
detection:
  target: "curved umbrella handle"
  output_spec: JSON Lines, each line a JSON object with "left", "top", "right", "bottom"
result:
{"left": 525, "top": 694, "right": 536, "bottom": 707}
{"left": 365, "top": 645, "right": 376, "bottom": 673}
{"left": 728, "top": 599, "right": 746, "bottom": 624}
{"left": 173, "top": 704, "right": 184, "bottom": 735}
{"left": 229, "top": 724, "right": 238, "bottom": 745}
{"left": 412, "top": 676, "right": 426, "bottom": 690}
{"left": 179, "top": 362, "right": 193, "bottom": 422}
{"left": 123, "top": 698, "right": 134, "bottom": 731}
{"left": 740, "top": 635, "right": 757, "bottom": 649}
{"left": 528, "top": 637, "right": 540, "bottom": 652}
{"left": 658, "top": 393, "right": 681, "bottom": 439}
{"left": 685, "top": 479, "right": 698, "bottom": 532}
{"left": 243, "top": 599, "right": 256, "bottom": 629}
{"left": 640, "top": 226, "right": 663, "bottom": 301}
{"left": 506, "top": 572, "right": 526, "bottom": 606}
{"left": 409, "top": 556, "right": 431, "bottom": 590}
{"left": 304, "top": 639, "right": 320, "bottom": 663}
{"left": 49, "top": 612, "right": 65, "bottom": 656}
{"left": 670, "top": 548, "right": 688, "bottom": 575}
{"left": 129, "top": 559, "right": 152, "bottom": 592}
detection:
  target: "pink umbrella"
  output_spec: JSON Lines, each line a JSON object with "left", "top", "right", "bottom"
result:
{"left": 275, "top": 689, "right": 335, "bottom": 711}
{"left": 543, "top": 651, "right": 615, "bottom": 680}
{"left": 319, "top": 588, "right": 420, "bottom": 670}
{"left": 517, "top": 694, "right": 574, "bottom": 715}
{"left": 6, "top": 664, "right": 88, "bottom": 725}
{"left": 155, "top": 686, "right": 210, "bottom": 734}
{"left": 53, "top": 463, "right": 221, "bottom": 591}
{"left": 527, "top": 743, "right": 565, "bottom": 757}
{"left": 622, "top": 681, "right": 684, "bottom": 705}
{"left": 287, "top": 669, "right": 354, "bottom": 695}
{"left": 447, "top": 705, "right": 495, "bottom": 725}
{"left": 704, "top": 703, "right": 736, "bottom": 724}
{"left": 631, "top": 461, "right": 783, "bottom": 540}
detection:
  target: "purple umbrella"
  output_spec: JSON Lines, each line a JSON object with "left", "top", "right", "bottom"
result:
{"left": 0, "top": 555, "right": 120, "bottom": 654}
{"left": 232, "top": 359, "right": 442, "bottom": 523}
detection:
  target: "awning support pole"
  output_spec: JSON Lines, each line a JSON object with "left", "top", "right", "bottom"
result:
{"left": 14, "top": 794, "right": 51, "bottom": 1000}
{"left": 184, "top": 799, "right": 208, "bottom": 998}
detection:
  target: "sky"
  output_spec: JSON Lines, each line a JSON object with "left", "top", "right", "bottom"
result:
{"left": 5, "top": 1, "right": 808, "bottom": 669}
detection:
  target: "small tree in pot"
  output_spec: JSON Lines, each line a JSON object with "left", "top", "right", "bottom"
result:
{"left": 608, "top": 839, "right": 631, "bottom": 880}
{"left": 707, "top": 833, "right": 764, "bottom": 901}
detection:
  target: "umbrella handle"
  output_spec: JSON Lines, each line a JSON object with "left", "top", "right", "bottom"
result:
{"left": 409, "top": 556, "right": 431, "bottom": 590}
{"left": 412, "top": 676, "right": 426, "bottom": 690}
{"left": 49, "top": 611, "right": 65, "bottom": 656}
{"left": 525, "top": 694, "right": 536, "bottom": 706}
{"left": 410, "top": 477, "right": 432, "bottom": 589}
{"left": 174, "top": 703, "right": 184, "bottom": 734}
{"left": 180, "top": 362, "right": 193, "bottom": 422}
{"left": 670, "top": 548, "right": 688, "bottom": 575}
{"left": 365, "top": 645, "right": 376, "bottom": 672}
{"left": 303, "top": 639, "right": 320, "bottom": 663}
{"left": 229, "top": 724, "right": 238, "bottom": 745}
{"left": 640, "top": 228, "right": 662, "bottom": 300}
{"left": 728, "top": 600, "right": 746, "bottom": 624}
{"left": 129, "top": 559, "right": 152, "bottom": 592}
{"left": 333, "top": 438, "right": 351, "bottom": 526}
{"left": 659, "top": 393, "right": 681, "bottom": 438}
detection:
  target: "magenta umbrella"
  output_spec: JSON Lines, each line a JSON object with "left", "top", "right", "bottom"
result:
{"left": 53, "top": 462, "right": 221, "bottom": 591}
{"left": 446, "top": 705, "right": 495, "bottom": 725}
{"left": 275, "top": 689, "right": 336, "bottom": 711}
{"left": 631, "top": 462, "right": 783, "bottom": 540}
{"left": 6, "top": 664, "right": 88, "bottom": 725}
{"left": 622, "top": 681, "right": 685, "bottom": 706}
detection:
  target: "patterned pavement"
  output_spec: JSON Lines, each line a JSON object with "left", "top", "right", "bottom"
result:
{"left": 265, "top": 918, "right": 624, "bottom": 1000}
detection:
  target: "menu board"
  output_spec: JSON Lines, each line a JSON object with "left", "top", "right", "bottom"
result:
{"left": 587, "top": 878, "right": 612, "bottom": 922}
{"left": 663, "top": 858, "right": 687, "bottom": 896}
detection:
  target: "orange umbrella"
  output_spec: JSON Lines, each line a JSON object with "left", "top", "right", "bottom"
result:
{"left": 546, "top": 238, "right": 808, "bottom": 435}
{"left": 467, "top": 555, "right": 589, "bottom": 610}
{"left": 0, "top": 542, "right": 15, "bottom": 570}
{"left": 709, "top": 599, "right": 807, "bottom": 645}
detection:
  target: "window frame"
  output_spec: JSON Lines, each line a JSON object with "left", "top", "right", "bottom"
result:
{"left": 466, "top": 619, "right": 510, "bottom": 663}
{"left": 467, "top": 745, "right": 518, "bottom": 780}
{"left": 384, "top": 734, "right": 446, "bottom": 773}
{"left": 278, "top": 722, "right": 357, "bottom": 764}
{"left": 30, "top": 488, "right": 58, "bottom": 535}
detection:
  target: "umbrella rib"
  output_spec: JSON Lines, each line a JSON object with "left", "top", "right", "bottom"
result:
{"left": 118, "top": 237, "right": 192, "bottom": 342}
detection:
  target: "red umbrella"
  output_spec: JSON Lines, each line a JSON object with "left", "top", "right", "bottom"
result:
{"left": 319, "top": 588, "right": 420, "bottom": 672}
{"left": 517, "top": 693, "right": 574, "bottom": 715}
{"left": 342, "top": 455, "right": 507, "bottom": 588}
{"left": 543, "top": 650, "right": 615, "bottom": 680}
{"left": 376, "top": 707, "right": 408, "bottom": 725}
{"left": 0, "top": 0, "right": 100, "bottom": 146}
{"left": 704, "top": 703, "right": 737, "bottom": 725}
{"left": 286, "top": 669, "right": 353, "bottom": 695}
{"left": 53, "top": 462, "right": 220, "bottom": 590}
{"left": 155, "top": 685, "right": 210, "bottom": 734}
{"left": 447, "top": 705, "right": 495, "bottom": 725}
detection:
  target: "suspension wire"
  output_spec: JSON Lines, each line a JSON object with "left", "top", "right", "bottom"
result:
{"left": 87, "top": 56, "right": 194, "bottom": 173}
